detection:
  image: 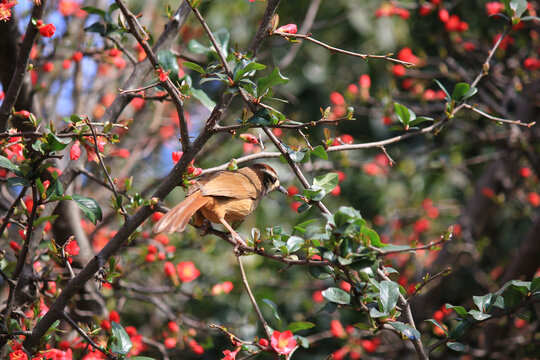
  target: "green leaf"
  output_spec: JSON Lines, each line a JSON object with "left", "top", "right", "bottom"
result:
{"left": 445, "top": 304, "right": 468, "bottom": 318}
{"left": 313, "top": 173, "right": 339, "bottom": 194}
{"left": 451, "top": 82, "right": 472, "bottom": 101}
{"left": 322, "top": 287, "right": 350, "bottom": 305}
{"left": 388, "top": 321, "right": 420, "bottom": 341}
{"left": 309, "top": 266, "right": 333, "bottom": 279}
{"left": 110, "top": 322, "right": 132, "bottom": 355}
{"left": 248, "top": 108, "right": 273, "bottom": 126}
{"left": 293, "top": 219, "right": 318, "bottom": 234}
{"left": 379, "top": 280, "right": 399, "bottom": 313}
{"left": 257, "top": 68, "right": 289, "bottom": 96}
{"left": 183, "top": 61, "right": 206, "bottom": 74}
{"left": 393, "top": 102, "right": 415, "bottom": 127}
{"left": 234, "top": 62, "right": 266, "bottom": 83}
{"left": 473, "top": 293, "right": 493, "bottom": 312}
{"left": 81, "top": 6, "right": 106, "bottom": 17}
{"left": 187, "top": 39, "right": 212, "bottom": 54}
{"left": 369, "top": 307, "right": 388, "bottom": 318}
{"left": 0, "top": 155, "right": 23, "bottom": 176}
{"left": 449, "top": 319, "right": 473, "bottom": 339}
{"left": 434, "top": 79, "right": 451, "bottom": 100}
{"left": 157, "top": 49, "right": 180, "bottom": 84}
{"left": 468, "top": 310, "right": 491, "bottom": 321}
{"left": 286, "top": 321, "right": 316, "bottom": 332}
{"left": 213, "top": 28, "right": 230, "bottom": 58}
{"left": 46, "top": 179, "right": 64, "bottom": 198}
{"left": 409, "top": 117, "right": 433, "bottom": 127}
{"left": 462, "top": 86, "right": 477, "bottom": 99}
{"left": 84, "top": 22, "right": 106, "bottom": 36}
{"left": 34, "top": 215, "right": 58, "bottom": 227}
{"left": 262, "top": 299, "right": 281, "bottom": 328}
{"left": 7, "top": 177, "right": 30, "bottom": 187}
{"left": 310, "top": 145, "right": 328, "bottom": 160}
{"left": 297, "top": 203, "right": 311, "bottom": 213}
{"left": 447, "top": 341, "right": 466, "bottom": 351}
{"left": 425, "top": 319, "right": 448, "bottom": 336}
{"left": 190, "top": 88, "right": 216, "bottom": 112}
{"left": 531, "top": 277, "right": 540, "bottom": 293}
{"left": 286, "top": 236, "right": 304, "bottom": 253}
{"left": 72, "top": 194, "right": 102, "bottom": 224}
{"left": 47, "top": 133, "right": 71, "bottom": 152}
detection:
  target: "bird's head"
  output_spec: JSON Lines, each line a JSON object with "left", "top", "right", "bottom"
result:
{"left": 251, "top": 163, "right": 288, "bottom": 196}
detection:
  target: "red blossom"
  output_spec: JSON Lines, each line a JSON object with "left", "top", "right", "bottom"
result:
{"left": 485, "top": 2, "right": 505, "bottom": 16}
{"left": 361, "top": 338, "right": 380, "bottom": 353}
{"left": 330, "top": 319, "right": 347, "bottom": 338}
{"left": 330, "top": 91, "right": 345, "bottom": 106}
{"left": 239, "top": 133, "right": 258, "bottom": 144}
{"left": 39, "top": 23, "right": 56, "bottom": 38}
{"left": 359, "top": 74, "right": 371, "bottom": 88}
{"left": 397, "top": 47, "right": 420, "bottom": 65}
{"left": 188, "top": 339, "right": 204, "bottom": 354}
{"left": 270, "top": 330, "right": 297, "bottom": 355}
{"left": 164, "top": 261, "right": 176, "bottom": 277}
{"left": 58, "top": 0, "right": 80, "bottom": 16}
{"left": 109, "top": 148, "right": 130, "bottom": 158}
{"left": 164, "top": 337, "right": 177, "bottom": 349}
{"left": 330, "top": 185, "right": 341, "bottom": 196}
{"left": 72, "top": 51, "right": 83, "bottom": 62}
{"left": 65, "top": 239, "right": 80, "bottom": 256}
{"left": 528, "top": 192, "right": 540, "bottom": 207}
{"left": 221, "top": 348, "right": 240, "bottom": 360}
{"left": 0, "top": 1, "right": 17, "bottom": 22}
{"left": 177, "top": 261, "right": 200, "bottom": 282}
{"left": 259, "top": 338, "right": 269, "bottom": 347}
{"left": 172, "top": 151, "right": 183, "bottom": 164}
{"left": 156, "top": 68, "right": 170, "bottom": 82}
{"left": 413, "top": 218, "right": 431, "bottom": 233}
{"left": 70, "top": 141, "right": 81, "bottom": 160}
{"left": 347, "top": 83, "right": 358, "bottom": 94}
{"left": 392, "top": 64, "right": 406, "bottom": 77}
{"left": 438, "top": 8, "right": 449, "bottom": 23}
{"left": 43, "top": 62, "right": 54, "bottom": 72}
{"left": 276, "top": 23, "right": 297, "bottom": 34}
{"left": 168, "top": 321, "right": 180, "bottom": 333}
{"left": 519, "top": 167, "right": 531, "bottom": 177}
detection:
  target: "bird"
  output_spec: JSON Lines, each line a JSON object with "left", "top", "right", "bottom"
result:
{"left": 152, "top": 163, "right": 287, "bottom": 245}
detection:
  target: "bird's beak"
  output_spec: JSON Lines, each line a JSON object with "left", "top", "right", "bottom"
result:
{"left": 276, "top": 185, "right": 288, "bottom": 195}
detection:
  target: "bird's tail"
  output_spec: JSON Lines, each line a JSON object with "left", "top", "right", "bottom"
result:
{"left": 152, "top": 192, "right": 210, "bottom": 234}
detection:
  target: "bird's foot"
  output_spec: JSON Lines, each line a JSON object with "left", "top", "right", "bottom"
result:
{"left": 200, "top": 220, "right": 212, "bottom": 236}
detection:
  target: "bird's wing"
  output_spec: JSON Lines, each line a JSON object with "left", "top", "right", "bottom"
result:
{"left": 199, "top": 169, "right": 261, "bottom": 199}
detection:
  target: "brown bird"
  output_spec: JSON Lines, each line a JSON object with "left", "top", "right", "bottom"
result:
{"left": 152, "top": 163, "right": 287, "bottom": 245}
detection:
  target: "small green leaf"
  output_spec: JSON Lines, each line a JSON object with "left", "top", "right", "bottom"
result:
{"left": 183, "top": 61, "right": 206, "bottom": 74}
{"left": 7, "top": 177, "right": 30, "bottom": 187}
{"left": 379, "top": 280, "right": 399, "bottom": 313}
{"left": 72, "top": 194, "right": 102, "bottom": 224}
{"left": 286, "top": 321, "right": 316, "bottom": 332}
{"left": 369, "top": 307, "right": 388, "bottom": 318}
{"left": 394, "top": 102, "right": 415, "bottom": 127}
{"left": 111, "top": 322, "right": 132, "bottom": 355}
{"left": 322, "top": 287, "right": 350, "bottom": 305}
{"left": 293, "top": 219, "right": 318, "bottom": 234}
{"left": 313, "top": 173, "right": 339, "bottom": 194}
{"left": 247, "top": 108, "right": 273, "bottom": 126}
{"left": 190, "top": 88, "right": 216, "bottom": 112}
{"left": 46, "top": 179, "right": 64, "bottom": 198}
{"left": 388, "top": 321, "right": 420, "bottom": 340}
{"left": 234, "top": 62, "right": 266, "bottom": 83}
{"left": 409, "top": 117, "right": 433, "bottom": 127}
{"left": 445, "top": 304, "right": 469, "bottom": 318}
{"left": 33, "top": 215, "right": 58, "bottom": 227}
{"left": 84, "top": 22, "right": 106, "bottom": 36}
{"left": 0, "top": 155, "right": 23, "bottom": 176}
{"left": 309, "top": 266, "right": 333, "bottom": 280}
{"left": 286, "top": 236, "right": 304, "bottom": 253}
{"left": 473, "top": 293, "right": 493, "bottom": 312}
{"left": 468, "top": 310, "right": 491, "bottom": 321}
{"left": 81, "top": 6, "right": 107, "bottom": 17}
{"left": 451, "top": 82, "right": 471, "bottom": 101}
{"left": 434, "top": 79, "right": 451, "bottom": 100}
{"left": 310, "top": 145, "right": 328, "bottom": 160}
{"left": 462, "top": 86, "right": 477, "bottom": 99}
{"left": 257, "top": 68, "right": 289, "bottom": 96}
{"left": 447, "top": 341, "right": 466, "bottom": 352}
{"left": 297, "top": 203, "right": 311, "bottom": 213}
{"left": 47, "top": 133, "right": 71, "bottom": 152}
{"left": 425, "top": 319, "right": 448, "bottom": 336}
{"left": 262, "top": 299, "right": 281, "bottom": 328}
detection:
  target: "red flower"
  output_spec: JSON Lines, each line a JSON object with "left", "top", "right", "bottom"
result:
{"left": 397, "top": 47, "right": 420, "bottom": 66}
{"left": 168, "top": 321, "right": 180, "bottom": 333}
{"left": 72, "top": 51, "right": 83, "bottom": 62}
{"left": 419, "top": 4, "right": 433, "bottom": 16}
{"left": 164, "top": 337, "right": 177, "bottom": 349}
{"left": 10, "top": 240, "right": 21, "bottom": 253}
{"left": 270, "top": 330, "right": 297, "bottom": 355}
{"left": 171, "top": 151, "right": 183, "bottom": 164}
{"left": 65, "top": 239, "right": 80, "bottom": 256}
{"left": 392, "top": 64, "right": 406, "bottom": 77}
{"left": 43, "top": 62, "right": 54, "bottom": 72}
{"left": 109, "top": 310, "right": 120, "bottom": 323}
{"left": 177, "top": 261, "right": 200, "bottom": 282}
{"left": 361, "top": 338, "right": 380, "bottom": 353}
{"left": 188, "top": 339, "right": 204, "bottom": 354}
{"left": 58, "top": 0, "right": 80, "bottom": 16}
{"left": 239, "top": 133, "right": 258, "bottom": 144}
{"left": 287, "top": 185, "right": 299, "bottom": 196}
{"left": 330, "top": 185, "right": 341, "bottom": 196}
{"left": 519, "top": 167, "right": 532, "bottom": 177}
{"left": 0, "top": 1, "right": 17, "bottom": 22}
{"left": 39, "top": 23, "right": 56, "bottom": 38}
{"left": 438, "top": 8, "right": 449, "bottom": 23}
{"left": 221, "top": 348, "right": 240, "bottom": 360}
{"left": 156, "top": 68, "right": 170, "bottom": 82}
{"left": 347, "top": 83, "right": 358, "bottom": 94}
{"left": 259, "top": 338, "right": 269, "bottom": 347}
{"left": 330, "top": 91, "right": 345, "bottom": 106}
{"left": 164, "top": 261, "right": 176, "bottom": 277}
{"left": 486, "top": 2, "right": 505, "bottom": 16}
{"left": 528, "top": 192, "right": 540, "bottom": 207}
{"left": 221, "top": 281, "right": 233, "bottom": 293}
{"left": 330, "top": 319, "right": 346, "bottom": 338}
{"left": 359, "top": 74, "right": 371, "bottom": 88}
{"left": 413, "top": 218, "right": 431, "bottom": 233}
{"left": 70, "top": 141, "right": 81, "bottom": 160}
{"left": 276, "top": 24, "right": 297, "bottom": 34}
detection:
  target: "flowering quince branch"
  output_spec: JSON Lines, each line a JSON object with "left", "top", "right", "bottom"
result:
{"left": 118, "top": 81, "right": 162, "bottom": 95}
{"left": 0, "top": 0, "right": 47, "bottom": 131}
{"left": 463, "top": 104, "right": 534, "bottom": 127}
{"left": 114, "top": 0, "right": 191, "bottom": 151}
{"left": 84, "top": 118, "right": 128, "bottom": 218}
{"left": 60, "top": 311, "right": 114, "bottom": 360}
{"left": 271, "top": 31, "right": 416, "bottom": 67}
{"left": 407, "top": 267, "right": 452, "bottom": 301}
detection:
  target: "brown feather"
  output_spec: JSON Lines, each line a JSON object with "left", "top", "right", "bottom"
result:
{"left": 152, "top": 191, "right": 210, "bottom": 234}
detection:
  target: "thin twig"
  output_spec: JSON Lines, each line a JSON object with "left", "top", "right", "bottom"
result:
{"left": 463, "top": 104, "right": 534, "bottom": 127}
{"left": 407, "top": 267, "right": 452, "bottom": 301}
{"left": 0, "top": 186, "right": 27, "bottom": 238}
{"left": 119, "top": 82, "right": 161, "bottom": 94}
{"left": 237, "top": 256, "right": 273, "bottom": 340}
{"left": 273, "top": 32, "right": 415, "bottom": 67}
{"left": 115, "top": 0, "right": 191, "bottom": 151}
{"left": 61, "top": 312, "right": 114, "bottom": 359}
{"left": 84, "top": 118, "right": 129, "bottom": 218}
